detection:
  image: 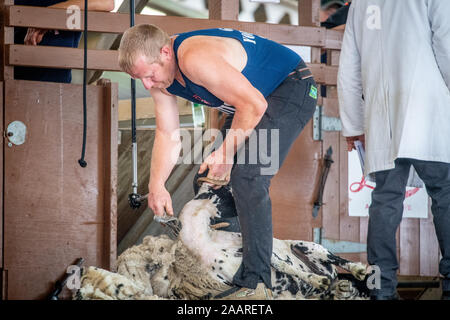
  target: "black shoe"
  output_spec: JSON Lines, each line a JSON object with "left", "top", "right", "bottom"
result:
{"left": 442, "top": 291, "right": 450, "bottom": 301}
{"left": 370, "top": 292, "right": 401, "bottom": 300}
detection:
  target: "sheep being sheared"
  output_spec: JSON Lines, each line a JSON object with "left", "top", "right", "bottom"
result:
{"left": 76, "top": 181, "right": 369, "bottom": 300}
{"left": 164, "top": 182, "right": 368, "bottom": 300}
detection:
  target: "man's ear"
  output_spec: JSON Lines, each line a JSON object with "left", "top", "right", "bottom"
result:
{"left": 160, "top": 45, "right": 172, "bottom": 61}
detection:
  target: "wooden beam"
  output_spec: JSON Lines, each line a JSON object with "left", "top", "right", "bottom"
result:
{"left": 327, "top": 49, "right": 341, "bottom": 66}
{"left": 298, "top": 0, "right": 321, "bottom": 27}
{"left": 97, "top": 78, "right": 118, "bottom": 271}
{"left": 298, "top": 0, "right": 323, "bottom": 230}
{"left": 6, "top": 5, "right": 326, "bottom": 47}
{"left": 7, "top": 45, "right": 339, "bottom": 85}
{"left": 0, "top": 1, "right": 12, "bottom": 299}
{"left": 0, "top": 0, "right": 14, "bottom": 78}
{"left": 325, "top": 29, "right": 344, "bottom": 50}
{"left": 322, "top": 97, "right": 339, "bottom": 109}
{"left": 306, "top": 63, "right": 338, "bottom": 86}
{"left": 7, "top": 45, "right": 120, "bottom": 71}
{"left": 208, "top": 0, "right": 239, "bottom": 20}
{"left": 0, "top": 81, "right": 3, "bottom": 279}
{"left": 0, "top": 25, "right": 14, "bottom": 80}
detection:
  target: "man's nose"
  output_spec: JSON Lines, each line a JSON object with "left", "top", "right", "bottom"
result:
{"left": 142, "top": 78, "right": 153, "bottom": 90}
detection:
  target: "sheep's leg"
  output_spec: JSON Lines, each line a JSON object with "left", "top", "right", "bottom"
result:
{"left": 324, "top": 253, "right": 367, "bottom": 281}
{"left": 289, "top": 240, "right": 367, "bottom": 281}
{"left": 271, "top": 253, "right": 331, "bottom": 291}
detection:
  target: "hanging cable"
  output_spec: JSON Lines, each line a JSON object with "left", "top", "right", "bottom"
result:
{"left": 131, "top": 0, "right": 137, "bottom": 193}
{"left": 78, "top": 0, "right": 88, "bottom": 168}
{"left": 128, "top": 0, "right": 143, "bottom": 209}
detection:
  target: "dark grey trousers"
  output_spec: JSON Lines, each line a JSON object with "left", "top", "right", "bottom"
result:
{"left": 209, "top": 64, "right": 317, "bottom": 289}
{"left": 368, "top": 158, "right": 450, "bottom": 296}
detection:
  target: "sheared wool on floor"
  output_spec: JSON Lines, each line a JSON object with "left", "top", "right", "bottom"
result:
{"left": 75, "top": 184, "right": 369, "bottom": 300}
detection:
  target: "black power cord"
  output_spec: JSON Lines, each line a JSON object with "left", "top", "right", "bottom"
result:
{"left": 128, "top": 0, "right": 142, "bottom": 209}
{"left": 78, "top": 0, "right": 88, "bottom": 168}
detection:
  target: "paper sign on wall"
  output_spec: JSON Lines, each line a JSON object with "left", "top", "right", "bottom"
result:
{"left": 284, "top": 45, "right": 311, "bottom": 63}
{"left": 348, "top": 149, "right": 428, "bottom": 218}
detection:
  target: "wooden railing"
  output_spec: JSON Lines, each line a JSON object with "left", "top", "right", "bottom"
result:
{"left": 1, "top": 3, "right": 343, "bottom": 87}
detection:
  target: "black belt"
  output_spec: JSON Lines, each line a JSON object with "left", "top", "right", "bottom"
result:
{"left": 288, "top": 67, "right": 313, "bottom": 80}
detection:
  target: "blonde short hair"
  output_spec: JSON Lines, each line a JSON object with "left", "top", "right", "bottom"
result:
{"left": 118, "top": 24, "right": 171, "bottom": 74}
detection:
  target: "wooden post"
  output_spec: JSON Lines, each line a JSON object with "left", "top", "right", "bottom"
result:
{"left": 298, "top": 0, "right": 321, "bottom": 62}
{"left": 0, "top": 0, "right": 12, "bottom": 299}
{"left": 0, "top": 1, "right": 14, "bottom": 81}
{"left": 207, "top": 0, "right": 239, "bottom": 135}
{"left": 209, "top": 0, "right": 239, "bottom": 21}
{"left": 298, "top": 0, "right": 321, "bottom": 27}
{"left": 298, "top": 0, "right": 323, "bottom": 233}
{"left": 0, "top": 80, "right": 3, "bottom": 298}
{"left": 97, "top": 78, "right": 118, "bottom": 271}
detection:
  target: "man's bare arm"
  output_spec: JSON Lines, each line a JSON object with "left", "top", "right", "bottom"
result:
{"left": 147, "top": 89, "right": 180, "bottom": 216}
{"left": 149, "top": 89, "right": 181, "bottom": 188}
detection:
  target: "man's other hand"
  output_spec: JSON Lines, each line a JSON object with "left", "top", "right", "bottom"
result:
{"left": 148, "top": 184, "right": 174, "bottom": 216}
{"left": 24, "top": 28, "right": 48, "bottom": 46}
{"left": 346, "top": 134, "right": 365, "bottom": 151}
{"left": 199, "top": 150, "right": 233, "bottom": 189}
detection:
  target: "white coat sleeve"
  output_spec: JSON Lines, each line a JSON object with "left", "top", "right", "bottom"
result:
{"left": 428, "top": 0, "right": 450, "bottom": 91}
{"left": 337, "top": 3, "right": 365, "bottom": 137}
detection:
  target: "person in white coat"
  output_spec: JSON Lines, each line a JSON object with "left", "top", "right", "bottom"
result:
{"left": 338, "top": 0, "right": 450, "bottom": 300}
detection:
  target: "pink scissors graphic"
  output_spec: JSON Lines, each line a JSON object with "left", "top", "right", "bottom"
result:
{"left": 405, "top": 188, "right": 420, "bottom": 198}
{"left": 350, "top": 176, "right": 421, "bottom": 198}
{"left": 350, "top": 176, "right": 375, "bottom": 193}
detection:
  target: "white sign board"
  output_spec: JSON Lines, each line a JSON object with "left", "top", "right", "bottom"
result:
{"left": 348, "top": 150, "right": 428, "bottom": 218}
{"left": 284, "top": 45, "right": 312, "bottom": 63}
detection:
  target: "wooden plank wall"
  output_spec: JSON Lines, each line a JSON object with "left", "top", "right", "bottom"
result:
{"left": 0, "top": 81, "right": 3, "bottom": 274}
{"left": 3, "top": 80, "right": 117, "bottom": 299}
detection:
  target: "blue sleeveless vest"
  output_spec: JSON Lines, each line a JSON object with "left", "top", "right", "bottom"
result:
{"left": 166, "top": 28, "right": 302, "bottom": 114}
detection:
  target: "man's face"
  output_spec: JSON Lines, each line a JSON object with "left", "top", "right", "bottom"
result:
{"left": 130, "top": 52, "right": 174, "bottom": 90}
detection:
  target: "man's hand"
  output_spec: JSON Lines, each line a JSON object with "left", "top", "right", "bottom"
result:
{"left": 148, "top": 183, "right": 174, "bottom": 217}
{"left": 199, "top": 150, "right": 233, "bottom": 189}
{"left": 345, "top": 134, "right": 365, "bottom": 151}
{"left": 24, "top": 28, "right": 48, "bottom": 46}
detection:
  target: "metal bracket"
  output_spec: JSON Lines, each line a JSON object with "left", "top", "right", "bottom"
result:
{"left": 5, "top": 121, "right": 27, "bottom": 147}
{"left": 313, "top": 228, "right": 367, "bottom": 254}
{"left": 313, "top": 106, "right": 342, "bottom": 141}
